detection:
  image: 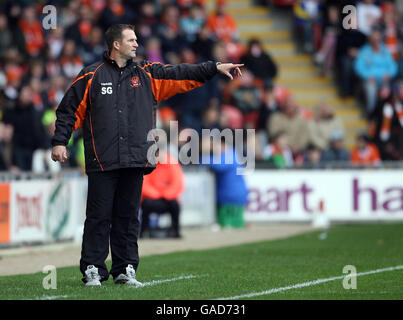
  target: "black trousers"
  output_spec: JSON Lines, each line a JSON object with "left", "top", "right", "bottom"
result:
{"left": 141, "top": 199, "right": 180, "bottom": 234}
{"left": 80, "top": 168, "right": 144, "bottom": 282}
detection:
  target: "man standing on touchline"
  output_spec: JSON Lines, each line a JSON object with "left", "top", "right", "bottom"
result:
{"left": 51, "top": 24, "right": 243, "bottom": 286}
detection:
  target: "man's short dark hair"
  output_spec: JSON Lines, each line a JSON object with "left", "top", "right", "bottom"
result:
{"left": 105, "top": 24, "right": 135, "bottom": 52}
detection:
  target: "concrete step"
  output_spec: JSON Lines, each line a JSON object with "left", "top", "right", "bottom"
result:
{"left": 272, "top": 54, "right": 312, "bottom": 64}
{"left": 295, "top": 97, "right": 356, "bottom": 106}
{"left": 228, "top": 6, "right": 269, "bottom": 15}
{"left": 239, "top": 30, "right": 290, "bottom": 40}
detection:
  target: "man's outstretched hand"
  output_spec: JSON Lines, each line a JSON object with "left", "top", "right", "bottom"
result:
{"left": 217, "top": 63, "right": 244, "bottom": 80}
{"left": 51, "top": 145, "right": 68, "bottom": 162}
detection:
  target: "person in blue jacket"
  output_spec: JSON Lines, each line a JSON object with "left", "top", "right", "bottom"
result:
{"left": 201, "top": 135, "right": 248, "bottom": 228}
{"left": 354, "top": 27, "right": 398, "bottom": 116}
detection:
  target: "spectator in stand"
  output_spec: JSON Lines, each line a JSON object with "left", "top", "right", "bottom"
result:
{"left": 3, "top": 86, "right": 45, "bottom": 171}
{"left": 192, "top": 24, "right": 215, "bottom": 61}
{"left": 307, "top": 101, "right": 344, "bottom": 150}
{"left": 293, "top": 0, "right": 321, "bottom": 53}
{"left": 240, "top": 39, "right": 278, "bottom": 88}
{"left": 0, "top": 122, "right": 13, "bottom": 171}
{"left": 140, "top": 149, "right": 185, "bottom": 238}
{"left": 303, "top": 143, "right": 322, "bottom": 168}
{"left": 354, "top": 27, "right": 398, "bottom": 117}
{"left": 180, "top": 4, "right": 206, "bottom": 44}
{"left": 314, "top": 5, "right": 340, "bottom": 76}
{"left": 157, "top": 5, "right": 187, "bottom": 59}
{"left": 357, "top": 0, "right": 382, "bottom": 37}
{"left": 65, "top": 4, "right": 96, "bottom": 48}
{"left": 0, "top": 14, "right": 17, "bottom": 59}
{"left": 59, "top": 40, "right": 84, "bottom": 81}
{"left": 351, "top": 133, "right": 381, "bottom": 167}
{"left": 373, "top": 81, "right": 403, "bottom": 160}
{"left": 99, "top": 0, "right": 136, "bottom": 32}
{"left": 225, "top": 68, "right": 263, "bottom": 115}
{"left": 320, "top": 130, "right": 350, "bottom": 164}
{"left": 380, "top": 2, "right": 400, "bottom": 61}
{"left": 202, "top": 100, "right": 222, "bottom": 130}
{"left": 47, "top": 27, "right": 65, "bottom": 61}
{"left": 268, "top": 97, "right": 311, "bottom": 157}
{"left": 145, "top": 37, "right": 165, "bottom": 64}
{"left": 18, "top": 5, "right": 45, "bottom": 58}
{"left": 79, "top": 26, "right": 105, "bottom": 66}
{"left": 335, "top": 12, "right": 367, "bottom": 97}
{"left": 256, "top": 83, "right": 279, "bottom": 151}
{"left": 262, "top": 131, "right": 294, "bottom": 168}
{"left": 206, "top": 0, "right": 238, "bottom": 43}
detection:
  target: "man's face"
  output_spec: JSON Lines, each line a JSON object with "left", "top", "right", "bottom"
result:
{"left": 116, "top": 29, "right": 138, "bottom": 59}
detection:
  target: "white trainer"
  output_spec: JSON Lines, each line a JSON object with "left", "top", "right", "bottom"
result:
{"left": 84, "top": 265, "right": 102, "bottom": 287}
{"left": 114, "top": 264, "right": 143, "bottom": 286}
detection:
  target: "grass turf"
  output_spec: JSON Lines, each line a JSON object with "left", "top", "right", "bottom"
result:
{"left": 0, "top": 223, "right": 402, "bottom": 300}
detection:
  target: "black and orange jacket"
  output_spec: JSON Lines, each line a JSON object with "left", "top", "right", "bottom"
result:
{"left": 52, "top": 51, "right": 218, "bottom": 174}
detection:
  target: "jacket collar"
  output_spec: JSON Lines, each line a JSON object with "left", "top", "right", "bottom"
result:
{"left": 103, "top": 51, "right": 134, "bottom": 69}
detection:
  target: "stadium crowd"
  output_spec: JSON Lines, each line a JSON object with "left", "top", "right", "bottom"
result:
{"left": 0, "top": 0, "right": 402, "bottom": 174}
{"left": 293, "top": 0, "right": 403, "bottom": 164}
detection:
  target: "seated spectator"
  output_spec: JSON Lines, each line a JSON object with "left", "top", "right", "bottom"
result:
{"left": 140, "top": 150, "right": 185, "bottom": 238}
{"left": 357, "top": 0, "right": 382, "bottom": 37}
{"left": 335, "top": 13, "right": 367, "bottom": 97}
{"left": 262, "top": 131, "right": 294, "bottom": 168}
{"left": 307, "top": 101, "right": 344, "bottom": 150}
{"left": 320, "top": 130, "right": 350, "bottom": 164}
{"left": 351, "top": 133, "right": 381, "bottom": 167}
{"left": 268, "top": 97, "right": 311, "bottom": 156}
{"left": 206, "top": 0, "right": 238, "bottom": 43}
{"left": 303, "top": 143, "right": 322, "bottom": 169}
{"left": 225, "top": 69, "right": 263, "bottom": 114}
{"left": 240, "top": 39, "right": 278, "bottom": 88}
{"left": 354, "top": 27, "right": 398, "bottom": 116}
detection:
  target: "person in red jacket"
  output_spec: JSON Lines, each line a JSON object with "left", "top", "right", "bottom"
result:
{"left": 140, "top": 150, "right": 185, "bottom": 238}
{"left": 351, "top": 133, "right": 381, "bottom": 167}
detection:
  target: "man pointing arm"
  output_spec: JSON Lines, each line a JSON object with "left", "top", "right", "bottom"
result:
{"left": 51, "top": 24, "right": 243, "bottom": 287}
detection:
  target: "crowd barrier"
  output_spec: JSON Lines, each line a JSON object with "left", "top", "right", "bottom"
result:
{"left": 0, "top": 167, "right": 402, "bottom": 246}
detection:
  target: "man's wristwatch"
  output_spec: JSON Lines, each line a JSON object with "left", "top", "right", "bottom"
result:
{"left": 216, "top": 62, "right": 222, "bottom": 67}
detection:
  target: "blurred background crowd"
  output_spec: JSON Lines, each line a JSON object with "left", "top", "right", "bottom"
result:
{"left": 0, "top": 0, "right": 402, "bottom": 174}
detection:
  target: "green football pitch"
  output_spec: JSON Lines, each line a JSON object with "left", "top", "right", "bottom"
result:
{"left": 1, "top": 223, "right": 402, "bottom": 300}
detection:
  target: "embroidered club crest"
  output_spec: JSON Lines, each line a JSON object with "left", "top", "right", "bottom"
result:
{"left": 130, "top": 76, "right": 141, "bottom": 88}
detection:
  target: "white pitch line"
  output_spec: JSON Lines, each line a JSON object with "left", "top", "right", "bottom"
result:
{"left": 139, "top": 274, "right": 199, "bottom": 288}
{"left": 38, "top": 295, "right": 70, "bottom": 300}
{"left": 217, "top": 265, "right": 403, "bottom": 300}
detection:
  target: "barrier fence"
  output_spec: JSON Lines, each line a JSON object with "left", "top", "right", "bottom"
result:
{"left": 0, "top": 166, "right": 402, "bottom": 246}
